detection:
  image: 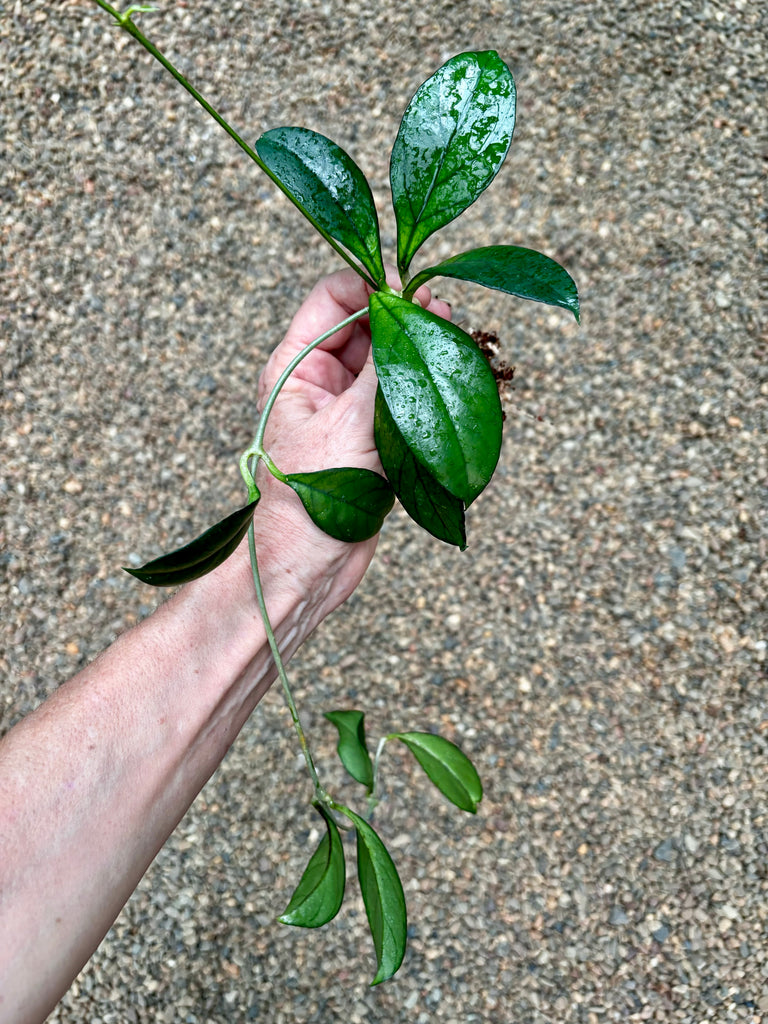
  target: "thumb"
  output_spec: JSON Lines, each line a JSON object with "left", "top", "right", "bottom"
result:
{"left": 348, "top": 347, "right": 379, "bottom": 404}
{"left": 329, "top": 349, "right": 382, "bottom": 464}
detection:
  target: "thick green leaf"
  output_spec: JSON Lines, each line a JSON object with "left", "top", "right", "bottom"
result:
{"left": 256, "top": 127, "right": 386, "bottom": 285}
{"left": 374, "top": 387, "right": 466, "bottom": 549}
{"left": 406, "top": 245, "right": 580, "bottom": 322}
{"left": 124, "top": 499, "right": 259, "bottom": 587}
{"left": 395, "top": 732, "right": 483, "bottom": 813}
{"left": 390, "top": 50, "right": 516, "bottom": 274}
{"left": 285, "top": 468, "right": 394, "bottom": 543}
{"left": 344, "top": 809, "right": 407, "bottom": 985}
{"left": 369, "top": 292, "right": 502, "bottom": 505}
{"left": 278, "top": 803, "right": 346, "bottom": 928}
{"left": 324, "top": 710, "right": 374, "bottom": 791}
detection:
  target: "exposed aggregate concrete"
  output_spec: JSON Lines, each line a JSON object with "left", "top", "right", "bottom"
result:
{"left": 2, "top": 1, "right": 766, "bottom": 1021}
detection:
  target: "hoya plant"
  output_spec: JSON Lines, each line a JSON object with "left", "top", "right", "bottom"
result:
{"left": 92, "top": 3, "right": 579, "bottom": 984}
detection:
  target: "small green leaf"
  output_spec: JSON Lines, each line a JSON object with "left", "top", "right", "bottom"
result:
{"left": 406, "top": 245, "right": 580, "bottom": 322}
{"left": 124, "top": 499, "right": 259, "bottom": 587}
{"left": 324, "top": 710, "right": 374, "bottom": 791}
{"left": 285, "top": 468, "right": 394, "bottom": 543}
{"left": 344, "top": 809, "right": 407, "bottom": 985}
{"left": 369, "top": 292, "right": 502, "bottom": 505}
{"left": 391, "top": 50, "right": 516, "bottom": 274}
{"left": 395, "top": 732, "right": 483, "bottom": 813}
{"left": 256, "top": 127, "right": 386, "bottom": 285}
{"left": 278, "top": 803, "right": 346, "bottom": 928}
{"left": 374, "top": 387, "right": 466, "bottom": 549}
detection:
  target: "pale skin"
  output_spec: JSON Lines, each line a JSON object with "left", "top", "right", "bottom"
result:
{"left": 0, "top": 270, "right": 450, "bottom": 1024}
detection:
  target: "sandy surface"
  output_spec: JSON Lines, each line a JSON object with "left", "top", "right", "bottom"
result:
{"left": 2, "top": 1, "right": 766, "bottom": 1020}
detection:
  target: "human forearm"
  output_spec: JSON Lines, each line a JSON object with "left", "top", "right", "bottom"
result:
{"left": 0, "top": 268, "right": 437, "bottom": 1021}
{"left": 0, "top": 503, "right": 346, "bottom": 1024}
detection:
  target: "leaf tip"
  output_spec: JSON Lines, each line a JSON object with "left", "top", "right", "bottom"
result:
{"left": 370, "top": 967, "right": 395, "bottom": 987}
{"left": 466, "top": 793, "right": 482, "bottom": 814}
{"left": 122, "top": 565, "right": 157, "bottom": 586}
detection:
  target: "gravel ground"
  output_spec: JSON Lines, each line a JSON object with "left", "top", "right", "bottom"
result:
{"left": 2, "top": 1, "right": 767, "bottom": 1021}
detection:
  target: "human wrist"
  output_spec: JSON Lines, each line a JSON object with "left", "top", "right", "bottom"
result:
{"left": 253, "top": 460, "right": 379, "bottom": 605}
{"left": 185, "top": 488, "right": 370, "bottom": 665}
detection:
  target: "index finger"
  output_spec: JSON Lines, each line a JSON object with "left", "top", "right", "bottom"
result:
{"left": 262, "top": 267, "right": 452, "bottom": 392}
{"left": 281, "top": 270, "right": 375, "bottom": 359}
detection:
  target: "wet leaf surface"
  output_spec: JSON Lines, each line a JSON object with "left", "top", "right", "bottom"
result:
{"left": 391, "top": 50, "right": 516, "bottom": 273}
{"left": 279, "top": 803, "right": 346, "bottom": 928}
{"left": 370, "top": 293, "right": 502, "bottom": 505}
{"left": 374, "top": 387, "right": 466, "bottom": 548}
{"left": 125, "top": 500, "right": 259, "bottom": 587}
{"left": 256, "top": 126, "right": 385, "bottom": 284}
{"left": 286, "top": 468, "right": 394, "bottom": 542}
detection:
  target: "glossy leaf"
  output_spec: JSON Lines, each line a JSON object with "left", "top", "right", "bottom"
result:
{"left": 395, "top": 732, "right": 483, "bottom": 813}
{"left": 390, "top": 50, "right": 516, "bottom": 274}
{"left": 406, "top": 245, "right": 580, "bottom": 322}
{"left": 278, "top": 803, "right": 346, "bottom": 928}
{"left": 344, "top": 809, "right": 407, "bottom": 985}
{"left": 285, "top": 468, "right": 394, "bottom": 543}
{"left": 324, "top": 710, "right": 374, "bottom": 791}
{"left": 369, "top": 292, "right": 502, "bottom": 505}
{"left": 124, "top": 499, "right": 259, "bottom": 587}
{"left": 374, "top": 387, "right": 466, "bottom": 549}
{"left": 256, "top": 127, "right": 386, "bottom": 285}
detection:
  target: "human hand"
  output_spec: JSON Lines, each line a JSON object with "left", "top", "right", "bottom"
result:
{"left": 250, "top": 268, "right": 451, "bottom": 614}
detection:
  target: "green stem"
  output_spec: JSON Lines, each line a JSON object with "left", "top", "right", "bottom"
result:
{"left": 235, "top": 305, "right": 368, "bottom": 795}
{"left": 247, "top": 523, "right": 325, "bottom": 798}
{"left": 401, "top": 273, "right": 429, "bottom": 302}
{"left": 90, "top": 1, "right": 376, "bottom": 288}
{"left": 260, "top": 451, "right": 287, "bottom": 483}
{"left": 240, "top": 306, "right": 369, "bottom": 488}
{"left": 367, "top": 735, "right": 389, "bottom": 816}
{"left": 93, "top": 3, "right": 376, "bottom": 804}
{"left": 326, "top": 798, "right": 357, "bottom": 825}
{"left": 252, "top": 307, "right": 369, "bottom": 456}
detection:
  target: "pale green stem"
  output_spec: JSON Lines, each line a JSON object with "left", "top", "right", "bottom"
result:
{"left": 252, "top": 307, "right": 369, "bottom": 456}
{"left": 240, "top": 305, "right": 368, "bottom": 486}
{"left": 259, "top": 451, "right": 287, "bottom": 483}
{"left": 365, "top": 735, "right": 391, "bottom": 816}
{"left": 247, "top": 523, "right": 326, "bottom": 798}
{"left": 90, "top": 1, "right": 376, "bottom": 287}
{"left": 326, "top": 799, "right": 357, "bottom": 827}
{"left": 236, "top": 305, "right": 369, "bottom": 796}
{"left": 92, "top": 0, "right": 378, "bottom": 802}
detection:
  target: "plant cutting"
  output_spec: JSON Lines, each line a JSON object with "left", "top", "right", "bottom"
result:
{"left": 90, "top": 2, "right": 579, "bottom": 984}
